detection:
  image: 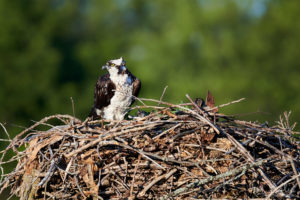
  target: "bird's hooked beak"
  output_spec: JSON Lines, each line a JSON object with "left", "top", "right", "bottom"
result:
{"left": 102, "top": 57, "right": 124, "bottom": 71}
{"left": 102, "top": 65, "right": 109, "bottom": 70}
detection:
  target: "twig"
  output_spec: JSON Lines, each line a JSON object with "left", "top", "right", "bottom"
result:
{"left": 65, "top": 123, "right": 164, "bottom": 158}
{"left": 181, "top": 97, "right": 246, "bottom": 110}
{"left": 66, "top": 140, "right": 120, "bottom": 158}
{"left": 266, "top": 174, "right": 300, "bottom": 199}
{"left": 225, "top": 131, "right": 263, "bottom": 155}
{"left": 63, "top": 157, "right": 73, "bottom": 182}
{"left": 118, "top": 143, "right": 165, "bottom": 170}
{"left": 139, "top": 96, "right": 220, "bottom": 134}
{"left": 0, "top": 123, "right": 11, "bottom": 141}
{"left": 159, "top": 160, "right": 264, "bottom": 200}
{"left": 289, "top": 158, "right": 300, "bottom": 190}
{"left": 1, "top": 96, "right": 298, "bottom": 199}
{"left": 185, "top": 94, "right": 207, "bottom": 117}
{"left": 38, "top": 159, "right": 56, "bottom": 187}
{"left": 158, "top": 86, "right": 168, "bottom": 106}
{"left": 138, "top": 169, "right": 177, "bottom": 197}
{"left": 153, "top": 123, "right": 181, "bottom": 140}
{"left": 70, "top": 97, "right": 76, "bottom": 124}
{"left": 207, "top": 97, "right": 246, "bottom": 111}
{"left": 234, "top": 130, "right": 297, "bottom": 162}
{"left": 222, "top": 129, "right": 278, "bottom": 192}
{"left": 75, "top": 176, "right": 87, "bottom": 198}
{"left": 11, "top": 114, "right": 79, "bottom": 146}
{"left": 130, "top": 154, "right": 141, "bottom": 198}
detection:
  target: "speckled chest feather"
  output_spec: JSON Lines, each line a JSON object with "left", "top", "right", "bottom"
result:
{"left": 102, "top": 69, "right": 134, "bottom": 120}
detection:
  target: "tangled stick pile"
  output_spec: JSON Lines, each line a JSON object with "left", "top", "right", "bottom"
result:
{"left": 0, "top": 97, "right": 299, "bottom": 199}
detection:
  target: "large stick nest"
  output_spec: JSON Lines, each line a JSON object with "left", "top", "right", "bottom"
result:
{"left": 0, "top": 97, "right": 299, "bottom": 199}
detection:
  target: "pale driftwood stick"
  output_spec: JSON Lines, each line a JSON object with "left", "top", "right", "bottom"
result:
{"left": 210, "top": 168, "right": 245, "bottom": 194}
{"left": 86, "top": 163, "right": 98, "bottom": 200}
{"left": 124, "top": 147, "right": 235, "bottom": 167}
{"left": 65, "top": 122, "right": 164, "bottom": 158}
{"left": 75, "top": 176, "right": 87, "bottom": 198}
{"left": 2, "top": 114, "right": 79, "bottom": 156}
{"left": 177, "top": 97, "right": 245, "bottom": 109}
{"left": 38, "top": 159, "right": 56, "bottom": 187}
{"left": 132, "top": 105, "right": 167, "bottom": 110}
{"left": 133, "top": 95, "right": 147, "bottom": 106}
{"left": 289, "top": 158, "right": 300, "bottom": 190}
{"left": 185, "top": 94, "right": 221, "bottom": 134}
{"left": 67, "top": 139, "right": 165, "bottom": 169}
{"left": 70, "top": 97, "right": 76, "bottom": 123}
{"left": 65, "top": 140, "right": 119, "bottom": 158}
{"left": 207, "top": 97, "right": 246, "bottom": 111}
{"left": 205, "top": 146, "right": 228, "bottom": 153}
{"left": 118, "top": 143, "right": 165, "bottom": 170}
{"left": 0, "top": 138, "right": 11, "bottom": 142}
{"left": 0, "top": 123, "right": 11, "bottom": 141}
{"left": 1, "top": 133, "right": 64, "bottom": 193}
{"left": 41, "top": 191, "right": 56, "bottom": 199}
{"left": 140, "top": 95, "right": 220, "bottom": 134}
{"left": 184, "top": 169, "right": 245, "bottom": 196}
{"left": 112, "top": 172, "right": 130, "bottom": 190}
{"left": 158, "top": 85, "right": 168, "bottom": 106}
{"left": 15, "top": 114, "right": 79, "bottom": 140}
{"left": 289, "top": 183, "right": 298, "bottom": 196}
{"left": 153, "top": 123, "right": 181, "bottom": 140}
{"left": 171, "top": 127, "right": 202, "bottom": 141}
{"left": 138, "top": 168, "right": 177, "bottom": 197}
{"left": 139, "top": 97, "right": 188, "bottom": 108}
{"left": 185, "top": 94, "right": 208, "bottom": 117}
{"left": 129, "top": 154, "right": 141, "bottom": 198}
{"left": 63, "top": 157, "right": 73, "bottom": 182}
{"left": 222, "top": 129, "right": 281, "bottom": 195}
{"left": 266, "top": 174, "right": 300, "bottom": 199}
{"left": 276, "top": 172, "right": 292, "bottom": 186}
{"left": 0, "top": 154, "right": 24, "bottom": 165}
{"left": 0, "top": 123, "right": 12, "bottom": 185}
{"left": 225, "top": 131, "right": 263, "bottom": 155}
{"left": 2, "top": 95, "right": 298, "bottom": 199}
{"left": 99, "top": 162, "right": 182, "bottom": 176}
{"left": 82, "top": 120, "right": 171, "bottom": 135}
{"left": 234, "top": 119, "right": 298, "bottom": 136}
{"left": 129, "top": 108, "right": 165, "bottom": 122}
{"left": 234, "top": 130, "right": 298, "bottom": 162}
{"left": 42, "top": 123, "right": 71, "bottom": 133}
{"left": 159, "top": 160, "right": 264, "bottom": 200}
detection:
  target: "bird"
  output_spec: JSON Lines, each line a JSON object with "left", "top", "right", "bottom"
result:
{"left": 89, "top": 57, "right": 141, "bottom": 120}
{"left": 193, "top": 91, "right": 218, "bottom": 113}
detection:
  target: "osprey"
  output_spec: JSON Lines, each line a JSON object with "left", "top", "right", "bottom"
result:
{"left": 89, "top": 57, "right": 141, "bottom": 120}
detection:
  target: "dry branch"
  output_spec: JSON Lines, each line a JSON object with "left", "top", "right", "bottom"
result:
{"left": 0, "top": 97, "right": 299, "bottom": 199}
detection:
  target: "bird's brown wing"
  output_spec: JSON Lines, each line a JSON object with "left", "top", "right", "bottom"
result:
{"left": 132, "top": 78, "right": 141, "bottom": 97}
{"left": 89, "top": 74, "right": 115, "bottom": 118}
{"left": 130, "top": 78, "right": 141, "bottom": 106}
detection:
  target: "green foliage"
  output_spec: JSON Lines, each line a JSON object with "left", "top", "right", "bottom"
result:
{"left": 0, "top": 0, "right": 299, "bottom": 127}
{"left": 1, "top": 0, "right": 299, "bottom": 134}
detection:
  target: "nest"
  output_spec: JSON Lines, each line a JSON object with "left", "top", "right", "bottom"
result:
{"left": 0, "top": 97, "right": 299, "bottom": 199}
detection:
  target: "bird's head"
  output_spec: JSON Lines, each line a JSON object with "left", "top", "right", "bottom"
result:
{"left": 102, "top": 57, "right": 127, "bottom": 76}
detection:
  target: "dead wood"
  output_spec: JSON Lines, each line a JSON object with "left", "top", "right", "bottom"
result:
{"left": 0, "top": 97, "right": 299, "bottom": 199}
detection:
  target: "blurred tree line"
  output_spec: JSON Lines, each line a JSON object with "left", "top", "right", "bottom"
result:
{"left": 1, "top": 0, "right": 300, "bottom": 137}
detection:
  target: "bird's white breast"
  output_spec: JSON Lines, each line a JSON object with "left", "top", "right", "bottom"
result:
{"left": 102, "top": 72, "right": 134, "bottom": 120}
